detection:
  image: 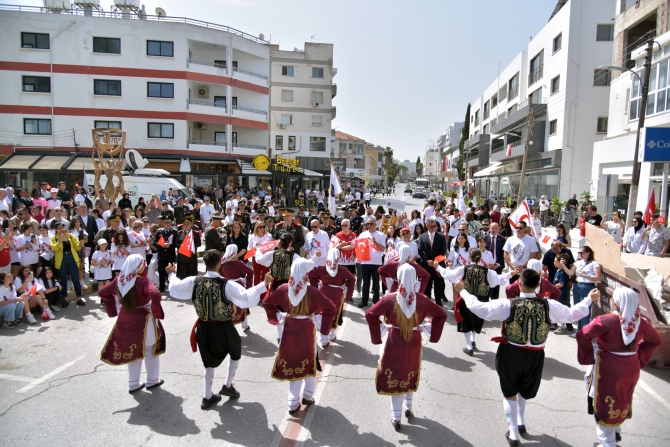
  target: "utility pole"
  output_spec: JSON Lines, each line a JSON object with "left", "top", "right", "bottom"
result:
{"left": 626, "top": 38, "right": 654, "bottom": 228}
{"left": 517, "top": 107, "right": 535, "bottom": 206}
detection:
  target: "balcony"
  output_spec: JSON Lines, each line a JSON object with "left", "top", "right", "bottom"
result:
{"left": 465, "top": 134, "right": 490, "bottom": 168}
{"left": 186, "top": 99, "right": 227, "bottom": 115}
{"left": 232, "top": 67, "right": 269, "bottom": 88}
{"left": 508, "top": 85, "right": 519, "bottom": 101}
{"left": 331, "top": 106, "right": 337, "bottom": 119}
{"left": 332, "top": 84, "right": 337, "bottom": 98}
{"left": 489, "top": 121, "right": 545, "bottom": 163}
{"left": 187, "top": 58, "right": 228, "bottom": 78}
{"left": 233, "top": 143, "right": 267, "bottom": 157}
{"left": 232, "top": 106, "right": 268, "bottom": 122}
{"left": 491, "top": 97, "right": 547, "bottom": 135}
{"left": 528, "top": 64, "right": 543, "bottom": 86}
{"left": 187, "top": 140, "right": 228, "bottom": 154}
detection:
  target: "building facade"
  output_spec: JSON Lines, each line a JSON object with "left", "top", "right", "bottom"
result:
{"left": 442, "top": 121, "right": 464, "bottom": 185}
{"left": 463, "top": 0, "right": 615, "bottom": 202}
{"left": 336, "top": 130, "right": 366, "bottom": 180}
{"left": 364, "top": 144, "right": 384, "bottom": 186}
{"left": 423, "top": 147, "right": 441, "bottom": 181}
{"left": 398, "top": 159, "right": 416, "bottom": 177}
{"left": 0, "top": 4, "right": 272, "bottom": 190}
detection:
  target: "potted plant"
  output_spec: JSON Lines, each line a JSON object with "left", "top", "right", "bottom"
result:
{"left": 549, "top": 196, "right": 564, "bottom": 226}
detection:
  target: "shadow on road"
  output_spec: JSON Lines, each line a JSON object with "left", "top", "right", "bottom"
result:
{"left": 398, "top": 415, "right": 474, "bottom": 446}
{"left": 422, "top": 346, "right": 477, "bottom": 372}
{"left": 519, "top": 431, "right": 576, "bottom": 446}
{"left": 241, "top": 330, "right": 279, "bottom": 359}
{"left": 303, "top": 405, "right": 395, "bottom": 447}
{"left": 210, "top": 400, "right": 279, "bottom": 446}
{"left": 329, "top": 339, "right": 379, "bottom": 369}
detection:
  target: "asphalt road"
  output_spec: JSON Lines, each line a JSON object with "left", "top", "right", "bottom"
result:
{"left": 1, "top": 184, "right": 669, "bottom": 447}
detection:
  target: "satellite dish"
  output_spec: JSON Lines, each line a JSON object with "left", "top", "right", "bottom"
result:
{"left": 155, "top": 7, "right": 166, "bottom": 17}
{"left": 125, "top": 149, "right": 148, "bottom": 171}
{"left": 259, "top": 33, "right": 265, "bottom": 40}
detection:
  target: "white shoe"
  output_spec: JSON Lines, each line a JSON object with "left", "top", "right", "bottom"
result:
{"left": 26, "top": 313, "right": 37, "bottom": 324}
{"left": 45, "top": 308, "right": 56, "bottom": 320}
{"left": 328, "top": 332, "right": 337, "bottom": 342}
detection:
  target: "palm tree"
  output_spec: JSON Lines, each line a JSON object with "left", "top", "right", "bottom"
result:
{"left": 383, "top": 147, "right": 394, "bottom": 186}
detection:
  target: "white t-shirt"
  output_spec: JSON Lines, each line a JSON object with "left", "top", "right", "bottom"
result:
{"left": 603, "top": 221, "right": 624, "bottom": 244}
{"left": 17, "top": 234, "right": 39, "bottom": 265}
{"left": 355, "top": 192, "right": 361, "bottom": 200}
{"left": 531, "top": 217, "right": 542, "bottom": 239}
{"left": 448, "top": 246, "right": 470, "bottom": 268}
{"left": 0, "top": 284, "right": 17, "bottom": 302}
{"left": 38, "top": 235, "right": 54, "bottom": 261}
{"left": 92, "top": 250, "right": 113, "bottom": 281}
{"left": 539, "top": 199, "right": 550, "bottom": 212}
{"left": 364, "top": 192, "right": 371, "bottom": 201}
{"left": 396, "top": 240, "right": 418, "bottom": 261}
{"left": 37, "top": 277, "right": 60, "bottom": 294}
{"left": 424, "top": 206, "right": 435, "bottom": 222}
{"left": 47, "top": 198, "right": 62, "bottom": 209}
{"left": 503, "top": 235, "right": 538, "bottom": 266}
{"left": 305, "top": 230, "right": 330, "bottom": 267}
{"left": 447, "top": 215, "right": 462, "bottom": 237}
{"left": 127, "top": 231, "right": 148, "bottom": 257}
{"left": 111, "top": 242, "right": 129, "bottom": 271}
{"left": 575, "top": 259, "right": 600, "bottom": 283}
{"left": 200, "top": 204, "right": 215, "bottom": 224}
{"left": 358, "top": 230, "right": 386, "bottom": 265}
{"left": 480, "top": 250, "right": 495, "bottom": 267}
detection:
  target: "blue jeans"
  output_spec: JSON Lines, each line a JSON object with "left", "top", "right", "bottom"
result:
{"left": 59, "top": 252, "right": 82, "bottom": 298}
{"left": 1, "top": 302, "right": 23, "bottom": 322}
{"left": 572, "top": 282, "right": 595, "bottom": 330}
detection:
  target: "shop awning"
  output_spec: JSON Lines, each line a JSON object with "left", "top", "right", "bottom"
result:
{"left": 65, "top": 156, "right": 97, "bottom": 171}
{"left": 473, "top": 162, "right": 502, "bottom": 178}
{"left": 239, "top": 160, "right": 270, "bottom": 175}
{"left": 0, "top": 154, "right": 41, "bottom": 169}
{"left": 303, "top": 169, "right": 323, "bottom": 177}
{"left": 32, "top": 156, "right": 71, "bottom": 170}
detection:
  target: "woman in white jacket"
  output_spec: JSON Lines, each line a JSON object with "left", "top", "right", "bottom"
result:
{"left": 622, "top": 217, "right": 647, "bottom": 254}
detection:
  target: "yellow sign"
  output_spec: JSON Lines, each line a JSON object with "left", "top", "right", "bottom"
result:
{"left": 272, "top": 156, "right": 304, "bottom": 174}
{"left": 251, "top": 154, "right": 270, "bottom": 171}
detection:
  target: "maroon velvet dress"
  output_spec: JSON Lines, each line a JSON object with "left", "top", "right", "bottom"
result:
{"left": 365, "top": 293, "right": 447, "bottom": 395}
{"left": 378, "top": 261, "right": 431, "bottom": 294}
{"left": 577, "top": 314, "right": 662, "bottom": 426}
{"left": 263, "top": 284, "right": 336, "bottom": 381}
{"left": 308, "top": 265, "right": 355, "bottom": 329}
{"left": 220, "top": 260, "right": 254, "bottom": 324}
{"left": 506, "top": 277, "right": 562, "bottom": 300}
{"left": 99, "top": 277, "right": 165, "bottom": 365}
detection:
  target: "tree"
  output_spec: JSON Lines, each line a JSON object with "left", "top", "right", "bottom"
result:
{"left": 415, "top": 156, "right": 423, "bottom": 177}
{"left": 383, "top": 146, "right": 394, "bottom": 185}
{"left": 457, "top": 103, "right": 471, "bottom": 181}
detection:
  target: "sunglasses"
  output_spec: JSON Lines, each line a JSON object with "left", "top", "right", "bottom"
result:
{"left": 366, "top": 223, "right": 375, "bottom": 226}
{"left": 258, "top": 226, "right": 266, "bottom": 229}
{"left": 578, "top": 251, "right": 586, "bottom": 254}
{"left": 311, "top": 225, "right": 320, "bottom": 228}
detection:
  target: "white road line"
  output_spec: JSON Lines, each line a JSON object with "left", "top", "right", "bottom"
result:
{"left": 637, "top": 379, "right": 670, "bottom": 412}
{"left": 17, "top": 355, "right": 86, "bottom": 394}
{"left": 0, "top": 373, "right": 35, "bottom": 383}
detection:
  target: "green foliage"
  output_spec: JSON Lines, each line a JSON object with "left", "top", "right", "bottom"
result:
{"left": 550, "top": 196, "right": 565, "bottom": 216}
{"left": 457, "top": 103, "right": 470, "bottom": 181}
{"left": 579, "top": 191, "right": 591, "bottom": 206}
{"left": 415, "top": 155, "right": 423, "bottom": 177}
{"left": 455, "top": 156, "right": 464, "bottom": 181}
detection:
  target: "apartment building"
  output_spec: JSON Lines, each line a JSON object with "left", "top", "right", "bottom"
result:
{"left": 364, "top": 144, "right": 384, "bottom": 186}
{"left": 592, "top": 0, "right": 670, "bottom": 216}
{"left": 441, "top": 122, "right": 463, "bottom": 185}
{"left": 336, "top": 131, "right": 366, "bottom": 178}
{"left": 423, "top": 147, "right": 441, "bottom": 180}
{"left": 463, "top": 0, "right": 615, "bottom": 201}
{"left": 398, "top": 159, "right": 416, "bottom": 177}
{"left": 0, "top": 2, "right": 270, "bottom": 190}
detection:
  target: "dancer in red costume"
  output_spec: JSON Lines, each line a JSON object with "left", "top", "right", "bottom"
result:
{"left": 378, "top": 245, "right": 431, "bottom": 294}
{"left": 219, "top": 245, "right": 254, "bottom": 331}
{"left": 100, "top": 254, "right": 165, "bottom": 393}
{"left": 577, "top": 288, "right": 662, "bottom": 447}
{"left": 365, "top": 264, "right": 447, "bottom": 432}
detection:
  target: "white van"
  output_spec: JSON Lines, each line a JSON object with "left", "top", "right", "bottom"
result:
{"left": 86, "top": 169, "right": 190, "bottom": 208}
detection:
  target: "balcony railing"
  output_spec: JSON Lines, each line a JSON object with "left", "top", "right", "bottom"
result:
{"left": 491, "top": 138, "right": 522, "bottom": 154}
{"left": 188, "top": 140, "right": 227, "bottom": 148}
{"left": 186, "top": 99, "right": 227, "bottom": 111}
{"left": 234, "top": 143, "right": 266, "bottom": 150}
{"left": 233, "top": 67, "right": 268, "bottom": 80}
{"left": 509, "top": 85, "right": 519, "bottom": 100}
{"left": 232, "top": 106, "right": 268, "bottom": 118}
{"left": 187, "top": 59, "right": 225, "bottom": 69}
{"left": 468, "top": 150, "right": 479, "bottom": 160}
{"left": 483, "top": 110, "right": 490, "bottom": 120}
{"left": 517, "top": 96, "right": 548, "bottom": 110}
{"left": 528, "top": 64, "right": 543, "bottom": 86}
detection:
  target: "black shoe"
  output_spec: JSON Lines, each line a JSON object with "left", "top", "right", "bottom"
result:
{"left": 89, "top": 272, "right": 94, "bottom": 278}
{"left": 405, "top": 409, "right": 414, "bottom": 420}
{"left": 566, "top": 324, "right": 574, "bottom": 332}
{"left": 129, "top": 383, "right": 145, "bottom": 394}
{"left": 147, "top": 379, "right": 164, "bottom": 390}
{"left": 288, "top": 407, "right": 300, "bottom": 415}
{"left": 61, "top": 299, "right": 70, "bottom": 308}
{"left": 201, "top": 394, "right": 222, "bottom": 410}
{"left": 302, "top": 397, "right": 315, "bottom": 406}
{"left": 518, "top": 425, "right": 526, "bottom": 434}
{"left": 506, "top": 432, "right": 519, "bottom": 447}
{"left": 463, "top": 348, "right": 474, "bottom": 357}
{"left": 76, "top": 298, "right": 86, "bottom": 306}
{"left": 219, "top": 384, "right": 240, "bottom": 398}
{"left": 616, "top": 432, "right": 622, "bottom": 442}
{"left": 472, "top": 341, "right": 477, "bottom": 349}
{"left": 243, "top": 325, "right": 250, "bottom": 332}
{"left": 392, "top": 420, "right": 401, "bottom": 431}
{"left": 357, "top": 302, "right": 367, "bottom": 308}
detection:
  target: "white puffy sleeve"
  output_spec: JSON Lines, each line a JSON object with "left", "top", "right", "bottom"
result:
{"left": 255, "top": 248, "right": 274, "bottom": 267}
{"left": 548, "top": 296, "right": 592, "bottom": 324}
{"left": 459, "top": 290, "right": 511, "bottom": 321}
{"left": 486, "top": 269, "right": 513, "bottom": 288}
{"left": 167, "top": 273, "right": 196, "bottom": 301}
{"left": 435, "top": 265, "right": 464, "bottom": 284}
{"left": 225, "top": 281, "right": 267, "bottom": 309}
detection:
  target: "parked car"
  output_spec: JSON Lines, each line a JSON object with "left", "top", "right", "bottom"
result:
{"left": 412, "top": 187, "right": 426, "bottom": 198}
{"left": 404, "top": 185, "right": 411, "bottom": 193}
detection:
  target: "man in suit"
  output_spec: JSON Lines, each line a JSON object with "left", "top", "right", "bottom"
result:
{"left": 486, "top": 222, "right": 506, "bottom": 300}
{"left": 418, "top": 216, "right": 448, "bottom": 307}
{"left": 154, "top": 214, "right": 178, "bottom": 293}
{"left": 76, "top": 203, "right": 99, "bottom": 278}
{"left": 175, "top": 212, "right": 201, "bottom": 279}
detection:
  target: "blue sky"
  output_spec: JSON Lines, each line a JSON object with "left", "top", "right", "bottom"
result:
{"left": 12, "top": 0, "right": 559, "bottom": 160}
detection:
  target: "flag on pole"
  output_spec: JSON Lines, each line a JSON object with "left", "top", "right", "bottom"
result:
{"left": 457, "top": 186, "right": 467, "bottom": 216}
{"left": 506, "top": 144, "right": 513, "bottom": 157}
{"left": 82, "top": 166, "right": 90, "bottom": 195}
{"left": 508, "top": 200, "right": 535, "bottom": 236}
{"left": 329, "top": 163, "right": 342, "bottom": 216}
{"left": 643, "top": 188, "right": 657, "bottom": 225}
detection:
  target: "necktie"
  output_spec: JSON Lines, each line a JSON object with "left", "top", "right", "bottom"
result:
{"left": 429, "top": 232, "right": 434, "bottom": 248}
{"left": 491, "top": 237, "right": 496, "bottom": 263}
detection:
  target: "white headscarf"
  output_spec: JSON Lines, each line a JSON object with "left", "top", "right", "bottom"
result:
{"left": 613, "top": 288, "right": 641, "bottom": 345}
{"left": 222, "top": 245, "right": 238, "bottom": 264}
{"left": 396, "top": 264, "right": 417, "bottom": 319}
{"left": 326, "top": 248, "right": 339, "bottom": 277}
{"left": 527, "top": 259, "right": 542, "bottom": 274}
{"left": 288, "top": 258, "right": 315, "bottom": 306}
{"left": 118, "top": 254, "right": 145, "bottom": 298}
{"left": 397, "top": 245, "right": 411, "bottom": 265}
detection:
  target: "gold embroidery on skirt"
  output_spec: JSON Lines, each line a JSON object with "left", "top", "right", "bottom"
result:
{"left": 385, "top": 369, "right": 398, "bottom": 388}
{"left": 280, "top": 359, "right": 294, "bottom": 376}
{"left": 122, "top": 343, "right": 137, "bottom": 360}
{"left": 294, "top": 359, "right": 309, "bottom": 375}
{"left": 605, "top": 396, "right": 629, "bottom": 420}
{"left": 113, "top": 341, "right": 122, "bottom": 360}
{"left": 400, "top": 371, "right": 414, "bottom": 389}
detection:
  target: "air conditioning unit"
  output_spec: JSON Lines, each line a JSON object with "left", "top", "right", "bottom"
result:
{"left": 197, "top": 86, "right": 209, "bottom": 98}
{"left": 312, "top": 102, "right": 319, "bottom": 107}
{"left": 278, "top": 123, "right": 287, "bottom": 129}
{"left": 195, "top": 122, "right": 207, "bottom": 130}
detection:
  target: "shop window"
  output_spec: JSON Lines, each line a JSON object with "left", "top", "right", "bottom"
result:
{"left": 276, "top": 135, "right": 283, "bottom": 151}
{"left": 288, "top": 136, "right": 296, "bottom": 151}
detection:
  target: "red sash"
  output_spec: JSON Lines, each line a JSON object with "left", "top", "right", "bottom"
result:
{"left": 490, "top": 336, "right": 544, "bottom": 351}
{"left": 454, "top": 296, "right": 464, "bottom": 323}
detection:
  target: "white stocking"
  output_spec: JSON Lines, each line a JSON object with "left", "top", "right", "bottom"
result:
{"left": 288, "top": 380, "right": 302, "bottom": 411}
{"left": 471, "top": 331, "right": 476, "bottom": 344}
{"left": 390, "top": 395, "right": 403, "bottom": 421}
{"left": 128, "top": 359, "right": 143, "bottom": 391}
{"left": 225, "top": 359, "right": 239, "bottom": 387}
{"left": 144, "top": 345, "right": 160, "bottom": 387}
{"left": 403, "top": 392, "right": 414, "bottom": 411}
{"left": 464, "top": 332, "right": 473, "bottom": 350}
{"left": 596, "top": 423, "right": 617, "bottom": 447}
{"left": 303, "top": 376, "right": 316, "bottom": 399}
{"left": 504, "top": 398, "right": 519, "bottom": 441}
{"left": 517, "top": 394, "right": 526, "bottom": 426}
{"left": 204, "top": 367, "right": 215, "bottom": 399}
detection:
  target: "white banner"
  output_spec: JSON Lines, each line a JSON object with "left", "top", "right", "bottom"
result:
{"left": 385, "top": 198, "right": 406, "bottom": 211}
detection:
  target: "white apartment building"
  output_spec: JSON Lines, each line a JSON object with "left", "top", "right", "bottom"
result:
{"left": 398, "top": 159, "right": 416, "bottom": 177}
{"left": 269, "top": 42, "right": 337, "bottom": 175}
{"left": 423, "top": 147, "right": 441, "bottom": 180}
{"left": 592, "top": 0, "right": 670, "bottom": 216}
{"left": 441, "top": 122, "right": 463, "bottom": 184}
{"left": 336, "top": 131, "right": 366, "bottom": 178}
{"left": 0, "top": 2, "right": 270, "bottom": 190}
{"left": 464, "top": 0, "right": 615, "bottom": 201}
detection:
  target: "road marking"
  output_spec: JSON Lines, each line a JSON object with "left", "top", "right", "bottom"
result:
{"left": 17, "top": 355, "right": 86, "bottom": 394}
{"left": 270, "top": 304, "right": 353, "bottom": 447}
{"left": 637, "top": 379, "right": 670, "bottom": 412}
{"left": 0, "top": 373, "right": 35, "bottom": 383}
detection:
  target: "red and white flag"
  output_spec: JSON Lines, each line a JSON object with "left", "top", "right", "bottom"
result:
{"left": 643, "top": 188, "right": 657, "bottom": 225}
{"left": 508, "top": 200, "right": 535, "bottom": 236}
{"left": 178, "top": 231, "right": 195, "bottom": 257}
{"left": 506, "top": 144, "right": 513, "bottom": 157}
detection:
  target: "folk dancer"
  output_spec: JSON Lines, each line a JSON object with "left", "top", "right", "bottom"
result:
{"left": 99, "top": 254, "right": 165, "bottom": 393}
{"left": 248, "top": 220, "right": 273, "bottom": 286}
{"left": 365, "top": 264, "right": 447, "bottom": 431}
{"left": 219, "top": 245, "right": 254, "bottom": 331}
{"left": 175, "top": 212, "right": 201, "bottom": 279}
{"left": 576, "top": 288, "right": 662, "bottom": 447}
{"left": 308, "top": 248, "right": 355, "bottom": 342}
{"left": 506, "top": 259, "right": 561, "bottom": 300}
{"left": 378, "top": 244, "right": 431, "bottom": 294}
{"left": 454, "top": 269, "right": 595, "bottom": 446}
{"left": 167, "top": 250, "right": 271, "bottom": 410}
{"left": 263, "top": 259, "right": 337, "bottom": 415}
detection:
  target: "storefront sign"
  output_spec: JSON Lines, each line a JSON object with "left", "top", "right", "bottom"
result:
{"left": 323, "top": 158, "right": 345, "bottom": 169}
{"left": 644, "top": 127, "right": 670, "bottom": 162}
{"left": 385, "top": 199, "right": 406, "bottom": 211}
{"left": 191, "top": 163, "right": 238, "bottom": 174}
{"left": 252, "top": 154, "right": 304, "bottom": 174}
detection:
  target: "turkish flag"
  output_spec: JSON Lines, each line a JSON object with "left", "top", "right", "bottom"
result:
{"left": 158, "top": 236, "right": 168, "bottom": 248}
{"left": 542, "top": 234, "right": 551, "bottom": 244}
{"left": 29, "top": 283, "right": 38, "bottom": 296}
{"left": 260, "top": 239, "right": 280, "bottom": 253}
{"left": 178, "top": 232, "right": 194, "bottom": 257}
{"left": 355, "top": 238, "right": 371, "bottom": 262}
{"left": 243, "top": 248, "right": 256, "bottom": 261}
{"left": 434, "top": 255, "right": 446, "bottom": 265}
{"left": 643, "top": 188, "right": 657, "bottom": 225}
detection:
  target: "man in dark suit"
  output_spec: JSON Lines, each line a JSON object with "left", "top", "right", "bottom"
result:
{"left": 204, "top": 215, "right": 226, "bottom": 252}
{"left": 485, "top": 222, "right": 506, "bottom": 300}
{"left": 418, "top": 217, "right": 448, "bottom": 306}
{"left": 154, "top": 214, "right": 178, "bottom": 293}
{"left": 76, "top": 203, "right": 99, "bottom": 278}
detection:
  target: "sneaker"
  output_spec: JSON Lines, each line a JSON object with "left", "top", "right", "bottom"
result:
{"left": 219, "top": 384, "right": 240, "bottom": 398}
{"left": 51, "top": 305, "right": 61, "bottom": 312}
{"left": 12, "top": 320, "right": 23, "bottom": 326}
{"left": 554, "top": 327, "right": 567, "bottom": 335}
{"left": 45, "top": 308, "right": 56, "bottom": 320}
{"left": 201, "top": 394, "right": 222, "bottom": 410}
{"left": 2, "top": 321, "right": 15, "bottom": 328}
{"left": 26, "top": 313, "right": 37, "bottom": 324}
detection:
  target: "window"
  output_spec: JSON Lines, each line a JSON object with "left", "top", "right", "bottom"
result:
{"left": 93, "top": 37, "right": 121, "bottom": 54}
{"left": 282, "top": 65, "right": 294, "bottom": 76}
{"left": 553, "top": 33, "right": 562, "bottom": 53}
{"left": 492, "top": 94, "right": 498, "bottom": 108}
{"left": 214, "top": 132, "right": 226, "bottom": 144}
{"left": 529, "top": 52, "right": 543, "bottom": 85}
{"left": 94, "top": 79, "right": 121, "bottom": 96}
{"left": 24, "top": 118, "right": 51, "bottom": 135}
{"left": 232, "top": 61, "right": 238, "bottom": 69}
{"left": 596, "top": 117, "right": 608, "bottom": 134}
{"left": 22, "top": 76, "right": 50, "bottom": 93}
{"left": 551, "top": 75, "right": 560, "bottom": 94}
{"left": 214, "top": 60, "right": 226, "bottom": 68}
{"left": 232, "top": 132, "right": 237, "bottom": 145}
{"left": 147, "top": 82, "right": 174, "bottom": 98}
{"left": 94, "top": 120, "right": 122, "bottom": 129}
{"left": 276, "top": 135, "right": 283, "bottom": 151}
{"left": 474, "top": 110, "right": 480, "bottom": 126}
{"left": 281, "top": 90, "right": 293, "bottom": 101}
{"left": 596, "top": 24, "right": 614, "bottom": 42}
{"left": 147, "top": 40, "right": 173, "bottom": 57}
{"left": 339, "top": 142, "right": 346, "bottom": 153}
{"left": 311, "top": 91, "right": 324, "bottom": 103}
{"left": 281, "top": 115, "right": 293, "bottom": 125}
{"left": 354, "top": 159, "right": 362, "bottom": 167}
{"left": 21, "top": 32, "right": 49, "bottom": 49}
{"left": 232, "top": 97, "right": 238, "bottom": 107}
{"left": 310, "top": 136, "right": 326, "bottom": 151}
{"left": 214, "top": 96, "right": 226, "bottom": 108}
{"left": 593, "top": 69, "right": 611, "bottom": 86}
{"left": 311, "top": 115, "right": 323, "bottom": 127}
{"left": 288, "top": 136, "right": 296, "bottom": 151}
{"left": 148, "top": 123, "right": 174, "bottom": 138}
{"left": 549, "top": 119, "right": 558, "bottom": 135}
{"left": 312, "top": 67, "right": 324, "bottom": 78}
